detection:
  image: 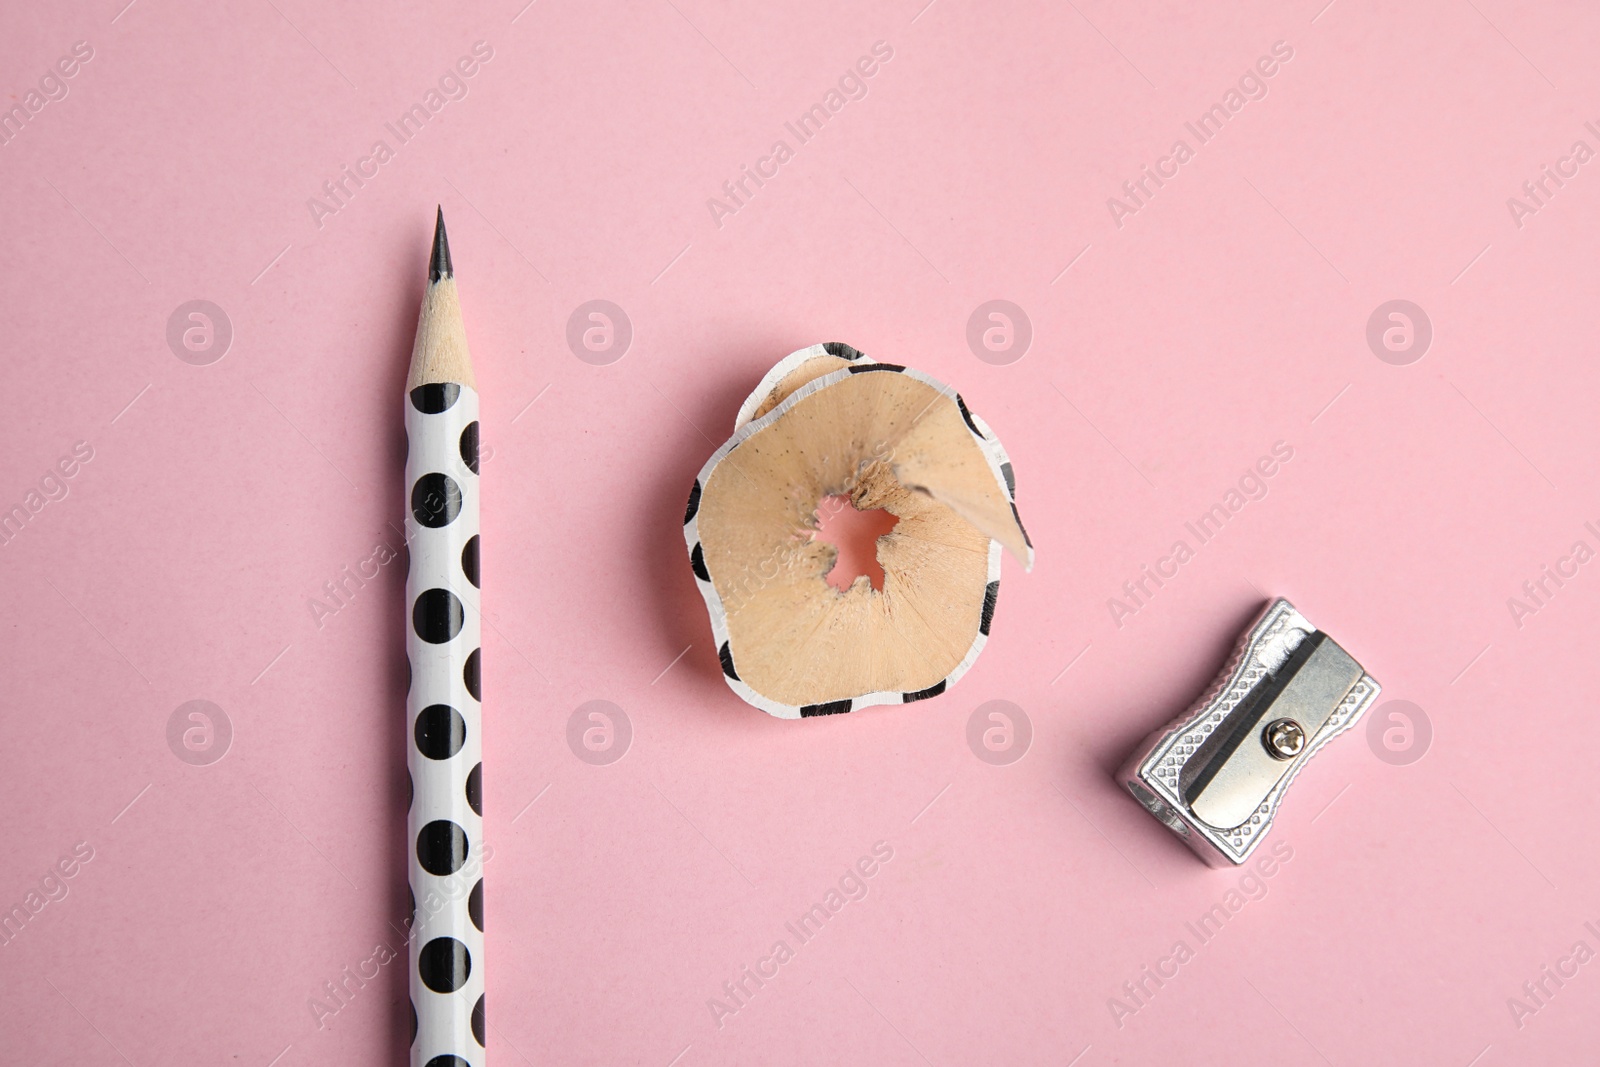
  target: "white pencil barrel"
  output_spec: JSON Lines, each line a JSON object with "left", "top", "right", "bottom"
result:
{"left": 405, "top": 381, "right": 485, "bottom": 1067}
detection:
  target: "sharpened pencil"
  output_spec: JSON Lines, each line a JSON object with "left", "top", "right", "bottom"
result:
{"left": 404, "top": 208, "right": 487, "bottom": 1067}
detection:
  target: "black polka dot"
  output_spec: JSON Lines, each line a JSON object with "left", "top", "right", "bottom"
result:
{"left": 414, "top": 705, "right": 466, "bottom": 760}
{"left": 461, "top": 535, "right": 480, "bottom": 588}
{"left": 409, "top": 998, "right": 417, "bottom": 1046}
{"left": 683, "top": 480, "right": 701, "bottom": 525}
{"left": 954, "top": 393, "right": 982, "bottom": 436}
{"left": 410, "top": 383, "right": 461, "bottom": 413}
{"left": 416, "top": 820, "right": 468, "bottom": 876}
{"left": 468, "top": 878, "right": 483, "bottom": 932}
{"left": 407, "top": 883, "right": 415, "bottom": 925}
{"left": 424, "top": 1058, "right": 468, "bottom": 1067}
{"left": 464, "top": 648, "right": 481, "bottom": 701}
{"left": 417, "top": 936, "right": 471, "bottom": 993}
{"left": 405, "top": 769, "right": 413, "bottom": 810}
{"left": 465, "top": 762, "right": 482, "bottom": 816}
{"left": 412, "top": 473, "right": 462, "bottom": 528}
{"left": 460, "top": 421, "right": 479, "bottom": 474}
{"left": 800, "top": 699, "right": 852, "bottom": 717}
{"left": 472, "top": 994, "right": 486, "bottom": 1047}
{"left": 979, "top": 580, "right": 999, "bottom": 636}
{"left": 413, "top": 588, "right": 464, "bottom": 644}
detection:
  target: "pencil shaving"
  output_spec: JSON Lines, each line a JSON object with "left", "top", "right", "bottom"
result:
{"left": 685, "top": 343, "right": 1034, "bottom": 719}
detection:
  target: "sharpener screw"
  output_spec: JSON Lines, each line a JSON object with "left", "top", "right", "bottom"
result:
{"left": 1263, "top": 718, "right": 1306, "bottom": 760}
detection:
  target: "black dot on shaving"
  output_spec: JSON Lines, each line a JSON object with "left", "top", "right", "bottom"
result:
{"left": 955, "top": 394, "right": 982, "bottom": 437}
{"left": 979, "top": 580, "right": 1000, "bottom": 636}
{"left": 683, "top": 480, "right": 702, "bottom": 525}
{"left": 800, "top": 699, "right": 853, "bottom": 717}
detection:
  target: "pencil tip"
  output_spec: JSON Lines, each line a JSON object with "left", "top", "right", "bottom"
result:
{"left": 429, "top": 206, "right": 453, "bottom": 282}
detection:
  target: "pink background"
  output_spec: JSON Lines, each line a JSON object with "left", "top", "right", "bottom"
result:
{"left": 3, "top": 0, "right": 1598, "bottom": 1063}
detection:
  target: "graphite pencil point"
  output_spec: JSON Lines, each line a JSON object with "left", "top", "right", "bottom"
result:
{"left": 429, "top": 206, "right": 453, "bottom": 282}
{"left": 409, "top": 208, "right": 475, "bottom": 391}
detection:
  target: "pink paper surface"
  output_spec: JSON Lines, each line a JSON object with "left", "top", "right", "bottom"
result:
{"left": 3, "top": 1, "right": 1598, "bottom": 1063}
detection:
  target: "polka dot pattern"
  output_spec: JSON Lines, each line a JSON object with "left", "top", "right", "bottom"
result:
{"left": 418, "top": 936, "right": 471, "bottom": 992}
{"left": 465, "top": 762, "right": 482, "bottom": 817}
{"left": 413, "top": 588, "right": 465, "bottom": 644}
{"left": 412, "top": 472, "right": 462, "bottom": 528}
{"left": 415, "top": 705, "right": 466, "bottom": 760}
{"left": 405, "top": 381, "right": 484, "bottom": 1067}
{"left": 460, "top": 421, "right": 479, "bottom": 474}
{"left": 410, "top": 383, "right": 461, "bottom": 414}
{"left": 416, "top": 819, "right": 468, "bottom": 876}
{"left": 464, "top": 648, "right": 481, "bottom": 702}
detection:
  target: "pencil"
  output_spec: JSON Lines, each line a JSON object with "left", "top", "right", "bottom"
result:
{"left": 405, "top": 207, "right": 486, "bottom": 1067}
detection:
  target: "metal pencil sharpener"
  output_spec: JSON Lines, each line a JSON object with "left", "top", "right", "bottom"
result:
{"left": 1118, "top": 599, "right": 1380, "bottom": 867}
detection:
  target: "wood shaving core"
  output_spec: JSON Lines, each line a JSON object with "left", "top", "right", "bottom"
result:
{"left": 685, "top": 343, "right": 1033, "bottom": 719}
